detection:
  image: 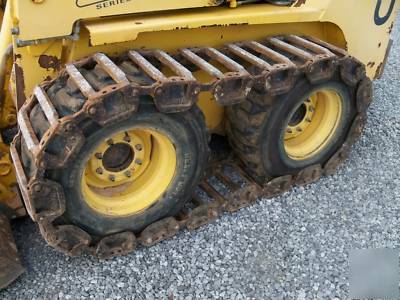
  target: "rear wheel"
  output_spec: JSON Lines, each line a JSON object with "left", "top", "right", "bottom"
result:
{"left": 227, "top": 75, "right": 357, "bottom": 182}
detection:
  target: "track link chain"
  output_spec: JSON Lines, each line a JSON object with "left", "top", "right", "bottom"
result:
{"left": 10, "top": 35, "right": 371, "bottom": 258}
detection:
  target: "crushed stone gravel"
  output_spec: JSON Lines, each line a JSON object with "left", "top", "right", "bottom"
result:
{"left": 1, "top": 15, "right": 399, "bottom": 300}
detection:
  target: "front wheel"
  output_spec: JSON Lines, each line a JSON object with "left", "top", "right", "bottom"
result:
{"left": 227, "top": 74, "right": 359, "bottom": 182}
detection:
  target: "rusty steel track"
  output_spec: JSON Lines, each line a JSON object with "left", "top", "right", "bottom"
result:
{"left": 10, "top": 35, "right": 372, "bottom": 258}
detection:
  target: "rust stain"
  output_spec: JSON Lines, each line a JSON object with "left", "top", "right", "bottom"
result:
{"left": 14, "top": 63, "right": 26, "bottom": 110}
{"left": 388, "top": 21, "right": 394, "bottom": 34}
{"left": 375, "top": 39, "right": 393, "bottom": 79}
{"left": 38, "top": 55, "right": 61, "bottom": 71}
{"left": 375, "top": 62, "right": 383, "bottom": 79}
{"left": 294, "top": 0, "right": 306, "bottom": 7}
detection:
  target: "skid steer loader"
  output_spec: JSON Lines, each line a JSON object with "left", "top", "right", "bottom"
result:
{"left": 0, "top": 0, "right": 398, "bottom": 289}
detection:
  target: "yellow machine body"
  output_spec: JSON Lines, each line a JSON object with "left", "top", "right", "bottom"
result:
{"left": 0, "top": 0, "right": 398, "bottom": 214}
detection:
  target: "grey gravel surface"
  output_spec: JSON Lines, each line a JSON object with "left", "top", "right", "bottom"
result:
{"left": 2, "top": 17, "right": 400, "bottom": 300}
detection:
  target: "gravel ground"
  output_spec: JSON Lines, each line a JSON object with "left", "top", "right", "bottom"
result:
{"left": 1, "top": 16, "right": 400, "bottom": 300}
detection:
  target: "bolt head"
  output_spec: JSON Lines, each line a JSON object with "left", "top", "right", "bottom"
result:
{"left": 6, "top": 114, "right": 16, "bottom": 125}
{"left": 124, "top": 171, "right": 132, "bottom": 178}
{"left": 135, "top": 159, "right": 143, "bottom": 166}
{"left": 88, "top": 107, "right": 97, "bottom": 116}
{"left": 135, "top": 144, "right": 143, "bottom": 151}
{"left": 109, "top": 175, "right": 116, "bottom": 182}
{"left": 96, "top": 168, "right": 103, "bottom": 175}
{"left": 11, "top": 27, "right": 19, "bottom": 35}
{"left": 65, "top": 123, "right": 74, "bottom": 131}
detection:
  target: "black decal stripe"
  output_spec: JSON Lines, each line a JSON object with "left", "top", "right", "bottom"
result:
{"left": 375, "top": 0, "right": 396, "bottom": 26}
{"left": 76, "top": 0, "right": 109, "bottom": 8}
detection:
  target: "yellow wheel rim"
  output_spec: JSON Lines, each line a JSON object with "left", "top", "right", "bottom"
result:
{"left": 81, "top": 128, "right": 177, "bottom": 217}
{"left": 284, "top": 89, "right": 342, "bottom": 160}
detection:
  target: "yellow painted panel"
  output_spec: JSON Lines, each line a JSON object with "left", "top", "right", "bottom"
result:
{"left": 85, "top": 5, "right": 322, "bottom": 46}
{"left": 13, "top": 0, "right": 224, "bottom": 41}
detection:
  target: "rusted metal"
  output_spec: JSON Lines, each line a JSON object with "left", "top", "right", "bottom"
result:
{"left": 0, "top": 213, "right": 25, "bottom": 289}
{"left": 293, "top": 0, "right": 307, "bottom": 7}
{"left": 186, "top": 203, "right": 220, "bottom": 230}
{"left": 295, "top": 164, "right": 322, "bottom": 186}
{"left": 65, "top": 64, "right": 96, "bottom": 97}
{"left": 139, "top": 217, "right": 180, "bottom": 247}
{"left": 356, "top": 78, "right": 373, "bottom": 113}
{"left": 375, "top": 39, "right": 393, "bottom": 79}
{"left": 38, "top": 55, "right": 61, "bottom": 71}
{"left": 34, "top": 86, "right": 59, "bottom": 126}
{"left": 324, "top": 114, "right": 367, "bottom": 176}
{"left": 95, "top": 232, "right": 137, "bottom": 259}
{"left": 14, "top": 62, "right": 26, "bottom": 109}
{"left": 10, "top": 35, "right": 370, "bottom": 259}
{"left": 128, "top": 49, "right": 200, "bottom": 113}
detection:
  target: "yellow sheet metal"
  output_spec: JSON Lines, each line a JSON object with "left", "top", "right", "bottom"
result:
{"left": 12, "top": 0, "right": 224, "bottom": 41}
{"left": 84, "top": 5, "right": 322, "bottom": 46}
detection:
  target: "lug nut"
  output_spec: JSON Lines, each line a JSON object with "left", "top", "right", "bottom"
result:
{"left": 109, "top": 175, "right": 116, "bottom": 182}
{"left": 135, "top": 159, "right": 143, "bottom": 166}
{"left": 296, "top": 127, "right": 303, "bottom": 132}
{"left": 306, "top": 117, "right": 312, "bottom": 123}
{"left": 215, "top": 86, "right": 222, "bottom": 94}
{"left": 88, "top": 107, "right": 97, "bottom": 116}
{"left": 135, "top": 144, "right": 143, "bottom": 151}
{"left": 96, "top": 167, "right": 104, "bottom": 175}
{"left": 124, "top": 171, "right": 132, "bottom": 178}
{"left": 65, "top": 123, "right": 74, "bottom": 131}
{"left": 286, "top": 128, "right": 293, "bottom": 134}
{"left": 309, "top": 106, "right": 315, "bottom": 112}
{"left": 95, "top": 153, "right": 103, "bottom": 160}
{"left": 124, "top": 134, "right": 131, "bottom": 143}
{"left": 107, "top": 139, "right": 114, "bottom": 146}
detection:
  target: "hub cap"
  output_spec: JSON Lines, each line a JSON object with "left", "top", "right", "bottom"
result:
{"left": 82, "top": 129, "right": 177, "bottom": 216}
{"left": 284, "top": 89, "right": 342, "bottom": 160}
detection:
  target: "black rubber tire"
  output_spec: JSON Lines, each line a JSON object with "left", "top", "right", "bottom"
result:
{"left": 48, "top": 100, "right": 209, "bottom": 237}
{"left": 226, "top": 73, "right": 357, "bottom": 183}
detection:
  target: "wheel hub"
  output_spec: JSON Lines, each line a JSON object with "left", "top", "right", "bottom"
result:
{"left": 285, "top": 97, "right": 316, "bottom": 140}
{"left": 284, "top": 89, "right": 343, "bottom": 160}
{"left": 82, "top": 129, "right": 177, "bottom": 216}
{"left": 87, "top": 131, "right": 148, "bottom": 186}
